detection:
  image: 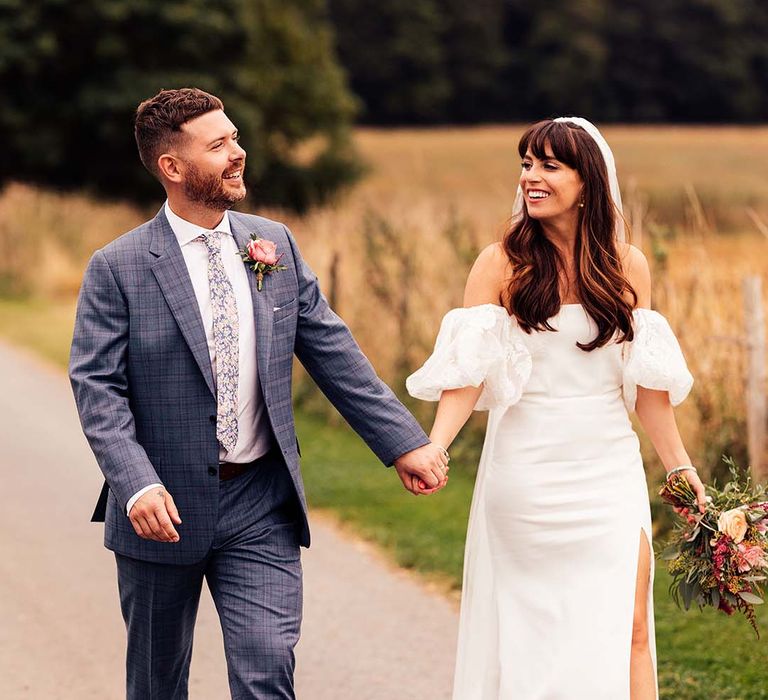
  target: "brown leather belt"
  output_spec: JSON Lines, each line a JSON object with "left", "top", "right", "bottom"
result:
{"left": 218, "top": 461, "right": 256, "bottom": 481}
{"left": 219, "top": 448, "right": 278, "bottom": 481}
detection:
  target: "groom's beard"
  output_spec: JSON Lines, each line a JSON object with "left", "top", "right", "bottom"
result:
{"left": 182, "top": 161, "right": 247, "bottom": 210}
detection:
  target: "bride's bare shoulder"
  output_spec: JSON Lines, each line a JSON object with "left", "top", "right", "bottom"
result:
{"left": 464, "top": 242, "right": 511, "bottom": 306}
{"left": 618, "top": 242, "right": 651, "bottom": 307}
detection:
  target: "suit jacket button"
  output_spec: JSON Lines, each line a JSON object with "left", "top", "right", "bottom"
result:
{"left": 209, "top": 415, "right": 216, "bottom": 423}
{"left": 208, "top": 466, "right": 217, "bottom": 476}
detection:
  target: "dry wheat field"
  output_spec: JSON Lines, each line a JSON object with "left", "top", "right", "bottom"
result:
{"left": 1, "top": 124, "right": 767, "bottom": 481}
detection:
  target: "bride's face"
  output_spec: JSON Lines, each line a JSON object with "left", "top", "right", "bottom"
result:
{"left": 520, "top": 147, "right": 583, "bottom": 223}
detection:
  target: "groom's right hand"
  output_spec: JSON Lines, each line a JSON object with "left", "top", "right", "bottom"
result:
{"left": 129, "top": 487, "right": 182, "bottom": 543}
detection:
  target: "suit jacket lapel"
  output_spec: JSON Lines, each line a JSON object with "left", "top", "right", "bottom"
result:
{"left": 230, "top": 216, "right": 274, "bottom": 380}
{"left": 148, "top": 209, "right": 216, "bottom": 397}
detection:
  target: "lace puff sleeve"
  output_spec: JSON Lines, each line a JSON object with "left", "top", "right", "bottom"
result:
{"left": 406, "top": 304, "right": 532, "bottom": 411}
{"left": 622, "top": 308, "right": 694, "bottom": 412}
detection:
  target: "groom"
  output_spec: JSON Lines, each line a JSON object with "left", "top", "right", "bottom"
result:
{"left": 69, "top": 87, "right": 448, "bottom": 699}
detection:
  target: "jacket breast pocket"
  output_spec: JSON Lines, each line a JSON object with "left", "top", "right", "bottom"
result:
{"left": 273, "top": 297, "right": 297, "bottom": 324}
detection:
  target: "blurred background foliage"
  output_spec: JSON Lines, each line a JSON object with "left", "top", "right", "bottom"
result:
{"left": 330, "top": 0, "right": 768, "bottom": 124}
{"left": 0, "top": 0, "right": 361, "bottom": 211}
{"left": 2, "top": 0, "right": 768, "bottom": 211}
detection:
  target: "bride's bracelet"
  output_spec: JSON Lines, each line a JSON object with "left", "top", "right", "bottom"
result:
{"left": 435, "top": 445, "right": 450, "bottom": 462}
{"left": 666, "top": 465, "right": 697, "bottom": 480}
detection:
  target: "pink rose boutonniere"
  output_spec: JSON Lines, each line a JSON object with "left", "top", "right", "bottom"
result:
{"left": 238, "top": 235, "right": 288, "bottom": 291}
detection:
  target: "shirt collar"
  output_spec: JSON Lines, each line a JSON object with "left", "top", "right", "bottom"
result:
{"left": 164, "top": 201, "right": 233, "bottom": 248}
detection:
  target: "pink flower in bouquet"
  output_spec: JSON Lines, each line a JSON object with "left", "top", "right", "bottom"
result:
{"left": 718, "top": 508, "right": 748, "bottom": 544}
{"left": 752, "top": 503, "right": 768, "bottom": 531}
{"left": 247, "top": 239, "right": 279, "bottom": 265}
{"left": 711, "top": 536, "right": 730, "bottom": 578}
{"left": 736, "top": 544, "right": 768, "bottom": 572}
{"left": 714, "top": 542, "right": 726, "bottom": 565}
{"left": 718, "top": 596, "right": 735, "bottom": 615}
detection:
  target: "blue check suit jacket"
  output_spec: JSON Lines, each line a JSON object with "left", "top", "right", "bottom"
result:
{"left": 69, "top": 207, "right": 429, "bottom": 564}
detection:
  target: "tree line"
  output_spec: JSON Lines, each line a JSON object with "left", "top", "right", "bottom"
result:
{"left": 1, "top": 0, "right": 765, "bottom": 211}
{"left": 329, "top": 0, "right": 768, "bottom": 124}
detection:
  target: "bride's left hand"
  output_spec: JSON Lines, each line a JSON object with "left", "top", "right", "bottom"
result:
{"left": 681, "top": 469, "right": 707, "bottom": 513}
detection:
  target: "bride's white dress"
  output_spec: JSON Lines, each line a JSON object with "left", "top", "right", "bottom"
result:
{"left": 407, "top": 303, "right": 693, "bottom": 700}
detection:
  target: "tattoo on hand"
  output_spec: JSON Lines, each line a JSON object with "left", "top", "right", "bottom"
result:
{"left": 157, "top": 490, "right": 165, "bottom": 499}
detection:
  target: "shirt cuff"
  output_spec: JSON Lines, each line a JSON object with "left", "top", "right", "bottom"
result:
{"left": 126, "top": 483, "right": 163, "bottom": 516}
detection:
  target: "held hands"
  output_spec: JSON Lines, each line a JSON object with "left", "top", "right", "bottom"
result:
{"left": 393, "top": 443, "right": 450, "bottom": 496}
{"left": 129, "top": 487, "right": 182, "bottom": 542}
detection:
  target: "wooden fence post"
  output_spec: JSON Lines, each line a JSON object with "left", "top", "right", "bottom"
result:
{"left": 743, "top": 276, "right": 767, "bottom": 482}
{"left": 625, "top": 177, "right": 643, "bottom": 249}
{"left": 328, "top": 251, "right": 340, "bottom": 312}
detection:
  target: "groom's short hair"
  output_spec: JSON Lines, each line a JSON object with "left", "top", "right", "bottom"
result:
{"left": 135, "top": 88, "right": 224, "bottom": 178}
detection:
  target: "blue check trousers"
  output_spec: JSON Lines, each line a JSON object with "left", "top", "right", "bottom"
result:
{"left": 116, "top": 460, "right": 303, "bottom": 699}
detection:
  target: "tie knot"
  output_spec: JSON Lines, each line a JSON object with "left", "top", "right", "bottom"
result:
{"left": 196, "top": 230, "right": 225, "bottom": 250}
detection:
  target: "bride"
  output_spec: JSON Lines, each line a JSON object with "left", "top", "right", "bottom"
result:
{"left": 407, "top": 117, "right": 707, "bottom": 699}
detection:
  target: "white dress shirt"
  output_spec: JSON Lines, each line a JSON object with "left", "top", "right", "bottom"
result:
{"left": 126, "top": 202, "right": 271, "bottom": 514}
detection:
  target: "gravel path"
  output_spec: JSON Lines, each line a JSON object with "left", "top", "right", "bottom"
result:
{"left": 0, "top": 340, "right": 458, "bottom": 699}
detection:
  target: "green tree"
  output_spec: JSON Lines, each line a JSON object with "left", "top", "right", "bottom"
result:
{"left": 326, "top": 0, "right": 768, "bottom": 124}
{"left": 0, "top": 0, "right": 361, "bottom": 211}
{"left": 442, "top": 0, "right": 510, "bottom": 122}
{"left": 751, "top": 0, "right": 768, "bottom": 119}
{"left": 602, "top": 0, "right": 763, "bottom": 122}
{"left": 514, "top": 0, "right": 608, "bottom": 119}
{"left": 329, "top": 0, "right": 510, "bottom": 123}
{"left": 328, "top": 0, "right": 450, "bottom": 123}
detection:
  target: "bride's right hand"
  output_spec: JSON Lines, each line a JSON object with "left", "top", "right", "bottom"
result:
{"left": 679, "top": 469, "right": 707, "bottom": 513}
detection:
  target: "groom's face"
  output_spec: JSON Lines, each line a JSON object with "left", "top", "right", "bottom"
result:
{"left": 175, "top": 110, "right": 247, "bottom": 209}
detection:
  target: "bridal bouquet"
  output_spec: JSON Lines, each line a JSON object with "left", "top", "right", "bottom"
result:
{"left": 659, "top": 458, "right": 768, "bottom": 636}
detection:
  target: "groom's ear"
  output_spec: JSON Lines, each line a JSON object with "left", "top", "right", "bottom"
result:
{"left": 157, "top": 154, "right": 183, "bottom": 183}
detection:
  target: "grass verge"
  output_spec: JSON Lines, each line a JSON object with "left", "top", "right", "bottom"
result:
{"left": 0, "top": 298, "right": 76, "bottom": 367}
{"left": 1, "top": 298, "right": 765, "bottom": 698}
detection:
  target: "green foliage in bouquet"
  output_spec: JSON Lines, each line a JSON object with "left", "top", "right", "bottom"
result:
{"left": 659, "top": 458, "right": 768, "bottom": 637}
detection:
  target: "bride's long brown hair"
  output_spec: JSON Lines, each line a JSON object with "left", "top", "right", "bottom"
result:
{"left": 503, "top": 120, "right": 637, "bottom": 351}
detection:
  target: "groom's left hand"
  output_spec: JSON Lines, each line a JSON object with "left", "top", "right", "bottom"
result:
{"left": 393, "top": 444, "right": 449, "bottom": 496}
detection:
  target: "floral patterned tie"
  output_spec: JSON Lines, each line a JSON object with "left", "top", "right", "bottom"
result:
{"left": 197, "top": 231, "right": 239, "bottom": 452}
